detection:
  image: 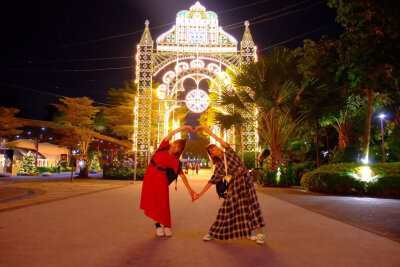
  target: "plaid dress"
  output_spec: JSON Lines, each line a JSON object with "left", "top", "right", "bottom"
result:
{"left": 208, "top": 146, "right": 265, "bottom": 240}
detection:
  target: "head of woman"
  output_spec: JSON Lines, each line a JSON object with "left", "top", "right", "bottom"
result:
{"left": 169, "top": 139, "right": 187, "bottom": 157}
{"left": 205, "top": 144, "right": 224, "bottom": 164}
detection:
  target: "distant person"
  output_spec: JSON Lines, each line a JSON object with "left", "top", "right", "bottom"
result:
{"left": 185, "top": 162, "right": 189, "bottom": 174}
{"left": 195, "top": 162, "right": 200, "bottom": 175}
{"left": 140, "top": 126, "right": 196, "bottom": 238}
{"left": 191, "top": 162, "right": 195, "bottom": 175}
{"left": 193, "top": 126, "right": 266, "bottom": 244}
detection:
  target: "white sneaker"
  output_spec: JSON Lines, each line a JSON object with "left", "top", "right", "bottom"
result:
{"left": 164, "top": 227, "right": 172, "bottom": 237}
{"left": 203, "top": 234, "right": 213, "bottom": 241}
{"left": 256, "top": 233, "right": 265, "bottom": 244}
{"left": 156, "top": 227, "right": 165, "bottom": 237}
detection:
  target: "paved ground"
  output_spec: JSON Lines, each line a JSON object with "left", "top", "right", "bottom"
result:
{"left": 0, "top": 170, "right": 400, "bottom": 266}
{"left": 257, "top": 187, "right": 400, "bottom": 242}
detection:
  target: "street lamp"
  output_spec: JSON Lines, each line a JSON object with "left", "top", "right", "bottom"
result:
{"left": 378, "top": 114, "right": 386, "bottom": 163}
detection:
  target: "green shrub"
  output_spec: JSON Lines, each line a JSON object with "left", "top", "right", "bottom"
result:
{"left": 300, "top": 162, "right": 400, "bottom": 197}
{"left": 366, "top": 176, "right": 400, "bottom": 198}
{"left": 61, "top": 167, "right": 72, "bottom": 172}
{"left": 241, "top": 152, "right": 255, "bottom": 169}
{"left": 258, "top": 167, "right": 278, "bottom": 187}
{"left": 387, "top": 128, "right": 400, "bottom": 162}
{"left": 103, "top": 168, "right": 145, "bottom": 180}
{"left": 36, "top": 166, "right": 73, "bottom": 173}
{"left": 292, "top": 162, "right": 316, "bottom": 185}
{"left": 278, "top": 165, "right": 295, "bottom": 187}
{"left": 301, "top": 171, "right": 366, "bottom": 194}
{"left": 331, "top": 144, "right": 360, "bottom": 163}
{"left": 369, "top": 162, "right": 400, "bottom": 176}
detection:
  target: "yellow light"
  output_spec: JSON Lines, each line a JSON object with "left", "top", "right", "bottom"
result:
{"left": 356, "top": 166, "right": 375, "bottom": 182}
{"left": 276, "top": 167, "right": 281, "bottom": 183}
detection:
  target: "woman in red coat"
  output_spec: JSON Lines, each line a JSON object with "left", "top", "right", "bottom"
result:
{"left": 140, "top": 126, "right": 196, "bottom": 237}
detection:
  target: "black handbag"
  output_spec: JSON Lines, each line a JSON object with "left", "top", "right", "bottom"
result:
{"left": 216, "top": 178, "right": 228, "bottom": 198}
{"left": 216, "top": 154, "right": 230, "bottom": 199}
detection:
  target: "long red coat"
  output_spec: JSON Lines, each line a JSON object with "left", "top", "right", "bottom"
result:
{"left": 140, "top": 139, "right": 182, "bottom": 228}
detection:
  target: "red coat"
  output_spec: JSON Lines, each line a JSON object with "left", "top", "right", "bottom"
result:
{"left": 140, "top": 139, "right": 182, "bottom": 228}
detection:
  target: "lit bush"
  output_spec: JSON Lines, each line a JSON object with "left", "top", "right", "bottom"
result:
{"left": 300, "top": 162, "right": 400, "bottom": 197}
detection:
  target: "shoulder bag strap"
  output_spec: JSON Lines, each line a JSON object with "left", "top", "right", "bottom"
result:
{"left": 224, "top": 153, "right": 228, "bottom": 177}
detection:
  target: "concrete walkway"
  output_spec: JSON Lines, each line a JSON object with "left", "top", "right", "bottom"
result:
{"left": 0, "top": 172, "right": 400, "bottom": 266}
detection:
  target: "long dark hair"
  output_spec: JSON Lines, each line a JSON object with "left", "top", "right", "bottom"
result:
{"left": 205, "top": 144, "right": 222, "bottom": 164}
{"left": 172, "top": 138, "right": 187, "bottom": 157}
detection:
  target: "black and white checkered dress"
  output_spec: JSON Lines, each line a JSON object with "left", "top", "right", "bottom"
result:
{"left": 208, "top": 146, "right": 265, "bottom": 240}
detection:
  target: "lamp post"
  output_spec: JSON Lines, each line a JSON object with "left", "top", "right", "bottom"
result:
{"left": 379, "top": 114, "right": 386, "bottom": 163}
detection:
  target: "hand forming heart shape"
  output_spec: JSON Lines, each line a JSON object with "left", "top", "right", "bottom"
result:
{"left": 184, "top": 125, "right": 204, "bottom": 133}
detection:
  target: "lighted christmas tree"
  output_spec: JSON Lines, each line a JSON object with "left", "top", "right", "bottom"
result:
{"left": 19, "top": 151, "right": 37, "bottom": 175}
{"left": 89, "top": 155, "right": 101, "bottom": 171}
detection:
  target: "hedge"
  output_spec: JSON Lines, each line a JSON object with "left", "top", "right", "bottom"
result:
{"left": 366, "top": 176, "right": 400, "bottom": 198}
{"left": 300, "top": 162, "right": 400, "bottom": 198}
{"left": 36, "top": 167, "right": 73, "bottom": 174}
{"left": 292, "top": 162, "right": 316, "bottom": 185}
{"left": 103, "top": 168, "right": 145, "bottom": 180}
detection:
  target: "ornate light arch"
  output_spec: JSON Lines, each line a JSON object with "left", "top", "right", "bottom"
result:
{"left": 153, "top": 55, "right": 237, "bottom": 76}
{"left": 134, "top": 2, "right": 258, "bottom": 171}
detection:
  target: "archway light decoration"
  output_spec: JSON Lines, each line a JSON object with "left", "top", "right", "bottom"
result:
{"left": 134, "top": 1, "right": 258, "bottom": 169}
{"left": 185, "top": 89, "right": 210, "bottom": 113}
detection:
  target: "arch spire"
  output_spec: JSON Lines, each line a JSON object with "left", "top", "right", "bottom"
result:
{"left": 241, "top": 21, "right": 254, "bottom": 47}
{"left": 139, "top": 20, "right": 153, "bottom": 46}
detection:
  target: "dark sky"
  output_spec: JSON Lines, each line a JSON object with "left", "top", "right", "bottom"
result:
{"left": 0, "top": 0, "right": 343, "bottom": 120}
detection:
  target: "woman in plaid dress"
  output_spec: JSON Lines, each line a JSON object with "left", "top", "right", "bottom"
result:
{"left": 194, "top": 126, "right": 266, "bottom": 244}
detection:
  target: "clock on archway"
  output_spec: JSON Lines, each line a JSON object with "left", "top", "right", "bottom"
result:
{"left": 185, "top": 89, "right": 210, "bottom": 113}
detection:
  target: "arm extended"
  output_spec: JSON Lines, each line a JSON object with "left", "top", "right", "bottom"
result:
{"left": 196, "top": 126, "right": 229, "bottom": 148}
{"left": 194, "top": 182, "right": 212, "bottom": 200}
{"left": 164, "top": 125, "right": 193, "bottom": 141}
{"left": 179, "top": 173, "right": 196, "bottom": 201}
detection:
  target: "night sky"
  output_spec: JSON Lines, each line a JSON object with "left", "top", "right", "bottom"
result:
{"left": 0, "top": 0, "right": 343, "bottom": 121}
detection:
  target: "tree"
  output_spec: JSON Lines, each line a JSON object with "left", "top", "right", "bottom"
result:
{"left": 53, "top": 97, "right": 100, "bottom": 177}
{"left": 296, "top": 37, "right": 345, "bottom": 165}
{"left": 323, "top": 95, "right": 365, "bottom": 151}
{"left": 328, "top": 0, "right": 400, "bottom": 162}
{"left": 54, "top": 97, "right": 100, "bottom": 154}
{"left": 105, "top": 80, "right": 136, "bottom": 140}
{"left": 298, "top": 79, "right": 341, "bottom": 166}
{"left": 0, "top": 107, "right": 22, "bottom": 138}
{"left": 184, "top": 134, "right": 210, "bottom": 159}
{"left": 214, "top": 93, "right": 248, "bottom": 162}
{"left": 19, "top": 151, "right": 37, "bottom": 175}
{"left": 89, "top": 155, "right": 101, "bottom": 171}
{"left": 224, "top": 47, "right": 310, "bottom": 171}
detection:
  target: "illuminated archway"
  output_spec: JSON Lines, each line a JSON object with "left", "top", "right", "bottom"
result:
{"left": 134, "top": 1, "right": 257, "bottom": 167}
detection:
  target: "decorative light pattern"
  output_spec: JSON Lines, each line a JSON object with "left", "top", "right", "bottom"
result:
{"left": 134, "top": 2, "right": 258, "bottom": 168}
{"left": 157, "top": 84, "right": 167, "bottom": 99}
{"left": 190, "top": 59, "right": 205, "bottom": 69}
{"left": 163, "top": 71, "right": 176, "bottom": 83}
{"left": 175, "top": 62, "right": 189, "bottom": 73}
{"left": 185, "top": 89, "right": 209, "bottom": 113}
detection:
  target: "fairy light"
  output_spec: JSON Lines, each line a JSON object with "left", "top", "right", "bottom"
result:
{"left": 133, "top": 1, "right": 258, "bottom": 165}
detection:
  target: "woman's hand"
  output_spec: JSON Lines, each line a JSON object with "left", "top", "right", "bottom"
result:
{"left": 193, "top": 192, "right": 202, "bottom": 201}
{"left": 189, "top": 189, "right": 196, "bottom": 202}
{"left": 194, "top": 125, "right": 205, "bottom": 133}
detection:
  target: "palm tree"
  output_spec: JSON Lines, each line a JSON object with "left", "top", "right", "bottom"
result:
{"left": 323, "top": 95, "right": 365, "bottom": 151}
{"left": 221, "top": 47, "right": 311, "bottom": 171}
{"left": 297, "top": 79, "right": 342, "bottom": 166}
{"left": 214, "top": 109, "right": 247, "bottom": 162}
